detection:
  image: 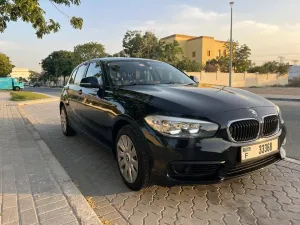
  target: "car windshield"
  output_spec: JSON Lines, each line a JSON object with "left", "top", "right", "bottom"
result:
{"left": 107, "top": 60, "right": 195, "bottom": 86}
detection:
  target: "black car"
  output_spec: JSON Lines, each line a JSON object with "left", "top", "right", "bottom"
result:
{"left": 60, "top": 57, "right": 287, "bottom": 190}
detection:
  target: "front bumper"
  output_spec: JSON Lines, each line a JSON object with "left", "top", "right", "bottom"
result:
{"left": 142, "top": 122, "right": 287, "bottom": 185}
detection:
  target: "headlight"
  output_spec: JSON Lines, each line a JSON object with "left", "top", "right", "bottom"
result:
{"left": 144, "top": 115, "right": 219, "bottom": 138}
{"left": 276, "top": 105, "right": 284, "bottom": 124}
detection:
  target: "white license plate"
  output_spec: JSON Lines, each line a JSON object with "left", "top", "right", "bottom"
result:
{"left": 241, "top": 139, "right": 278, "bottom": 161}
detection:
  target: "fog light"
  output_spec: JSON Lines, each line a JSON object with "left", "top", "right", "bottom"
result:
{"left": 282, "top": 138, "right": 287, "bottom": 146}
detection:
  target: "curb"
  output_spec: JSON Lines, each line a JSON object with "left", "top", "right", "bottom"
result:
{"left": 17, "top": 97, "right": 60, "bottom": 106}
{"left": 285, "top": 157, "right": 300, "bottom": 165}
{"left": 17, "top": 106, "right": 102, "bottom": 225}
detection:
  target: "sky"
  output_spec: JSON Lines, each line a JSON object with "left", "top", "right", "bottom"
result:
{"left": 1, "top": 0, "right": 300, "bottom": 71}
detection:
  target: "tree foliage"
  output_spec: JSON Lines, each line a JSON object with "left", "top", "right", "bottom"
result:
{"left": 41, "top": 50, "right": 75, "bottom": 85}
{"left": 0, "top": 0, "right": 83, "bottom": 38}
{"left": 176, "top": 57, "right": 202, "bottom": 72}
{"left": 204, "top": 40, "right": 251, "bottom": 73}
{"left": 0, "top": 53, "right": 14, "bottom": 77}
{"left": 248, "top": 61, "right": 289, "bottom": 75}
{"left": 122, "top": 30, "right": 183, "bottom": 65}
{"left": 74, "top": 42, "right": 107, "bottom": 63}
{"left": 28, "top": 70, "right": 41, "bottom": 82}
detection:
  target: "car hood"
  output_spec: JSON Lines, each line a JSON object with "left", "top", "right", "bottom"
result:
{"left": 120, "top": 84, "right": 275, "bottom": 116}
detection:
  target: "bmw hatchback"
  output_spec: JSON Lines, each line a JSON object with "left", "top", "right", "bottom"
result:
{"left": 60, "top": 58, "right": 287, "bottom": 190}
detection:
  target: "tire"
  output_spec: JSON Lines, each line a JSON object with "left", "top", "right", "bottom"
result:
{"left": 116, "top": 125, "right": 151, "bottom": 190}
{"left": 14, "top": 87, "right": 20, "bottom": 91}
{"left": 60, "top": 105, "right": 76, "bottom": 136}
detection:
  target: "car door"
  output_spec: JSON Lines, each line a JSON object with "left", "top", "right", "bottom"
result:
{"left": 65, "top": 63, "right": 88, "bottom": 127}
{"left": 76, "top": 61, "right": 115, "bottom": 144}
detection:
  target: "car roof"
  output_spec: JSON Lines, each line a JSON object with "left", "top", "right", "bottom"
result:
{"left": 86, "top": 57, "right": 161, "bottom": 64}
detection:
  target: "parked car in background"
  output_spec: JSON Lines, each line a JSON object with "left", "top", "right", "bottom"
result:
{"left": 59, "top": 57, "right": 287, "bottom": 190}
{"left": 0, "top": 77, "right": 24, "bottom": 91}
{"left": 33, "top": 82, "right": 40, "bottom": 87}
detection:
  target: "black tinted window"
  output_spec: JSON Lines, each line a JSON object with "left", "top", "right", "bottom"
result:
{"left": 85, "top": 61, "right": 103, "bottom": 85}
{"left": 108, "top": 60, "right": 194, "bottom": 86}
{"left": 69, "top": 68, "right": 78, "bottom": 84}
{"left": 74, "top": 64, "right": 87, "bottom": 85}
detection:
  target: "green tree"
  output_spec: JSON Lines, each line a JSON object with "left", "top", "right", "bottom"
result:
{"left": 235, "top": 44, "right": 251, "bottom": 72}
{"left": 122, "top": 30, "right": 183, "bottom": 64}
{"left": 74, "top": 42, "right": 107, "bottom": 63}
{"left": 0, "top": 53, "right": 14, "bottom": 77}
{"left": 0, "top": 0, "right": 83, "bottom": 38}
{"left": 248, "top": 61, "right": 289, "bottom": 75}
{"left": 41, "top": 50, "right": 75, "bottom": 85}
{"left": 176, "top": 57, "right": 202, "bottom": 72}
{"left": 204, "top": 58, "right": 219, "bottom": 72}
{"left": 204, "top": 41, "right": 251, "bottom": 73}
{"left": 28, "top": 70, "right": 41, "bottom": 83}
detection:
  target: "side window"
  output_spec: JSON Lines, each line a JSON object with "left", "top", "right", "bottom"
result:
{"left": 85, "top": 61, "right": 103, "bottom": 85}
{"left": 74, "top": 64, "right": 88, "bottom": 85}
{"left": 68, "top": 68, "right": 78, "bottom": 84}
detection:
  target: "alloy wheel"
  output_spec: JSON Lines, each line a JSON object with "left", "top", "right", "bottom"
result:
{"left": 60, "top": 109, "right": 67, "bottom": 133}
{"left": 117, "top": 135, "right": 139, "bottom": 183}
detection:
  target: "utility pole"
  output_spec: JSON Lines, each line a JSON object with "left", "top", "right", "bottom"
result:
{"left": 229, "top": 1, "right": 234, "bottom": 87}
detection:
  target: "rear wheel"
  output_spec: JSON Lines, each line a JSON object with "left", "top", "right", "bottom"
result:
{"left": 60, "top": 105, "right": 76, "bottom": 136}
{"left": 116, "top": 125, "right": 151, "bottom": 190}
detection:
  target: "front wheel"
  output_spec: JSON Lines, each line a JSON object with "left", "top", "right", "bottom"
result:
{"left": 14, "top": 87, "right": 20, "bottom": 91}
{"left": 116, "top": 125, "right": 151, "bottom": 190}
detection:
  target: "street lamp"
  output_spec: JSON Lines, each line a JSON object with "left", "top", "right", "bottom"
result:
{"left": 229, "top": 1, "right": 234, "bottom": 87}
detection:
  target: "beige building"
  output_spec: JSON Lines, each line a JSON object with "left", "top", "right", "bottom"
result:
{"left": 10, "top": 68, "right": 31, "bottom": 79}
{"left": 161, "top": 34, "right": 227, "bottom": 65}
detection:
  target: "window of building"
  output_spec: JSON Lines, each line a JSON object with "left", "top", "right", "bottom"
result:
{"left": 207, "top": 50, "right": 211, "bottom": 57}
{"left": 192, "top": 51, "right": 196, "bottom": 57}
{"left": 74, "top": 64, "right": 88, "bottom": 85}
{"left": 218, "top": 50, "right": 221, "bottom": 57}
{"left": 224, "top": 50, "right": 227, "bottom": 56}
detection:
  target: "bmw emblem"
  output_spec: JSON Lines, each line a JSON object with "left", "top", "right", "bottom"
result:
{"left": 249, "top": 109, "right": 258, "bottom": 116}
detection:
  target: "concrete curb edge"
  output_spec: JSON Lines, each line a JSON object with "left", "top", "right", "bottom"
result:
{"left": 285, "top": 157, "right": 300, "bottom": 165}
{"left": 17, "top": 97, "right": 60, "bottom": 106}
{"left": 17, "top": 105, "right": 102, "bottom": 225}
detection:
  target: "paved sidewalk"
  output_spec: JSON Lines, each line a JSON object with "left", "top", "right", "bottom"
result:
{"left": 20, "top": 100, "right": 300, "bottom": 225}
{"left": 0, "top": 94, "right": 101, "bottom": 224}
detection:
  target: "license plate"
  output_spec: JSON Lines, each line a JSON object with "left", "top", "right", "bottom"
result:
{"left": 241, "top": 139, "right": 278, "bottom": 161}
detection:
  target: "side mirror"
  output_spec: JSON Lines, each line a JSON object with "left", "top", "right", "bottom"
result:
{"left": 190, "top": 75, "right": 199, "bottom": 83}
{"left": 80, "top": 77, "right": 101, "bottom": 88}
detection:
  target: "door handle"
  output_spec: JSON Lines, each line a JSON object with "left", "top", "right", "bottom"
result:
{"left": 78, "top": 89, "right": 82, "bottom": 95}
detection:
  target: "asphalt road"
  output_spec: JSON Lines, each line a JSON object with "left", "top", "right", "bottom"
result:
{"left": 24, "top": 86, "right": 62, "bottom": 97}
{"left": 25, "top": 87, "right": 300, "bottom": 160}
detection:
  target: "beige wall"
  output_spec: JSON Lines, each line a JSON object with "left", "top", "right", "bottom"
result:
{"left": 186, "top": 38, "right": 202, "bottom": 65}
{"left": 201, "top": 37, "right": 226, "bottom": 64}
{"left": 161, "top": 34, "right": 226, "bottom": 65}
{"left": 10, "top": 68, "right": 30, "bottom": 79}
{"left": 187, "top": 71, "right": 288, "bottom": 87}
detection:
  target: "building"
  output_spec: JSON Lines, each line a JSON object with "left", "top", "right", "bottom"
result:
{"left": 161, "top": 34, "right": 227, "bottom": 65}
{"left": 289, "top": 65, "right": 300, "bottom": 79}
{"left": 10, "top": 68, "right": 31, "bottom": 80}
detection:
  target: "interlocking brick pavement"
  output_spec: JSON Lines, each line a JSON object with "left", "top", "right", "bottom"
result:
{"left": 22, "top": 101, "right": 300, "bottom": 225}
{"left": 0, "top": 93, "right": 101, "bottom": 225}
